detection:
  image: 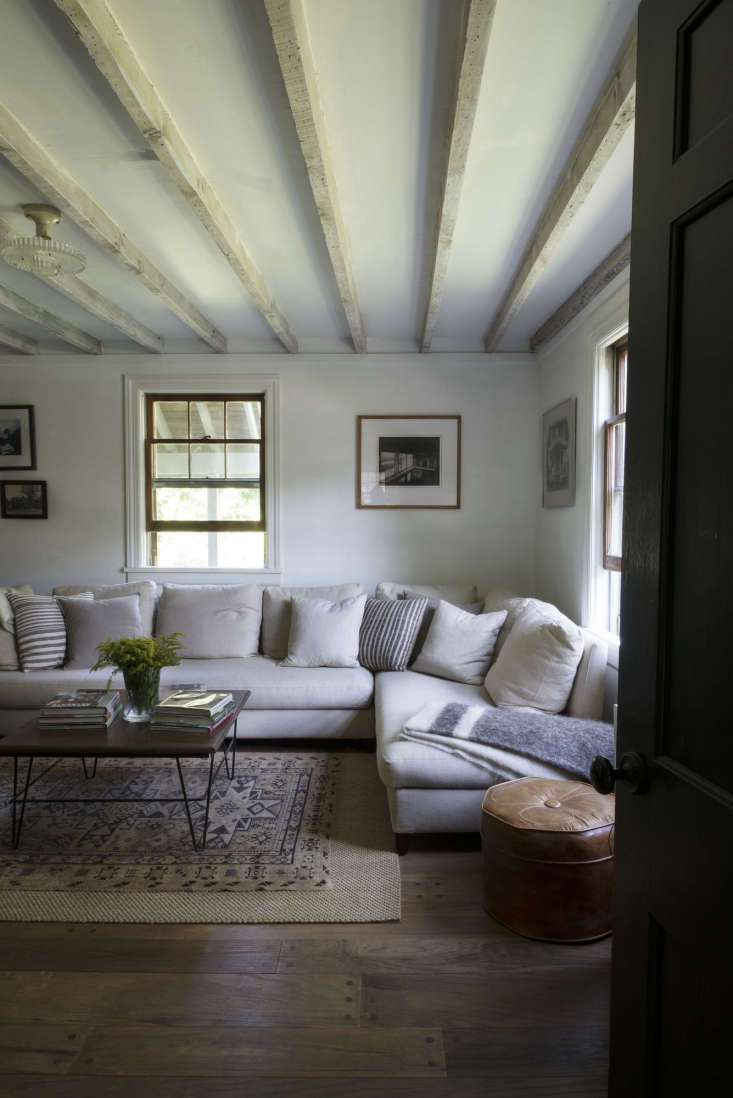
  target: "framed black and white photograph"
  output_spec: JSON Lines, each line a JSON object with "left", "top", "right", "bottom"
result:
{"left": 0, "top": 480, "right": 48, "bottom": 519}
{"left": 357, "top": 415, "right": 461, "bottom": 508}
{"left": 542, "top": 397, "right": 576, "bottom": 508}
{"left": 0, "top": 405, "right": 36, "bottom": 470}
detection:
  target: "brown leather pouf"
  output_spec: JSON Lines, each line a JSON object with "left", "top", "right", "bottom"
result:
{"left": 480, "top": 777, "right": 615, "bottom": 942}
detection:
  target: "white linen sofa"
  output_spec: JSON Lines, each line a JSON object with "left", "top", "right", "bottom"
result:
{"left": 374, "top": 628, "right": 607, "bottom": 844}
{"left": 0, "top": 580, "right": 608, "bottom": 842}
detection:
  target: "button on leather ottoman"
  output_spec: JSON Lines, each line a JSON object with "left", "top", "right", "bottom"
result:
{"left": 480, "top": 777, "right": 615, "bottom": 942}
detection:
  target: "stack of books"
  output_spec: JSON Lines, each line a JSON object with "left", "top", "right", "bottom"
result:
{"left": 150, "top": 690, "right": 236, "bottom": 734}
{"left": 39, "top": 689, "right": 121, "bottom": 730}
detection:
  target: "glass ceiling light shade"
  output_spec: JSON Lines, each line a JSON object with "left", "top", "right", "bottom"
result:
{"left": 0, "top": 204, "right": 86, "bottom": 277}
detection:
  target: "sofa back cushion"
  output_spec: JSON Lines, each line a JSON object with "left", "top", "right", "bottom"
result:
{"left": 484, "top": 602, "right": 584, "bottom": 713}
{"left": 359, "top": 596, "right": 429, "bottom": 671}
{"left": 262, "top": 583, "right": 364, "bottom": 659}
{"left": 155, "top": 583, "right": 262, "bottom": 659}
{"left": 566, "top": 630, "right": 608, "bottom": 721}
{"left": 8, "top": 591, "right": 93, "bottom": 672}
{"left": 376, "top": 582, "right": 479, "bottom": 604}
{"left": 281, "top": 594, "right": 367, "bottom": 668}
{"left": 59, "top": 595, "right": 143, "bottom": 670}
{"left": 412, "top": 601, "right": 508, "bottom": 685}
{"left": 53, "top": 581, "right": 157, "bottom": 636}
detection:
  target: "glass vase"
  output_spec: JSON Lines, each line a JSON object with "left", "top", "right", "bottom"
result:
{"left": 122, "top": 667, "right": 160, "bottom": 723}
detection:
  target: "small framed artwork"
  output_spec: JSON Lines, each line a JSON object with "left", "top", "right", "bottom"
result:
{"left": 357, "top": 415, "right": 461, "bottom": 508}
{"left": 0, "top": 405, "right": 36, "bottom": 470}
{"left": 1, "top": 480, "right": 48, "bottom": 519}
{"left": 542, "top": 397, "right": 576, "bottom": 508}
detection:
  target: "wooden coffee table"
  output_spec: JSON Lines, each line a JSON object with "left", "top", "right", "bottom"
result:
{"left": 0, "top": 689, "right": 250, "bottom": 851}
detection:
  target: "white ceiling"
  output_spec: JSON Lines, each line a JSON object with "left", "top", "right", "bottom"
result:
{"left": 0, "top": 0, "right": 638, "bottom": 356}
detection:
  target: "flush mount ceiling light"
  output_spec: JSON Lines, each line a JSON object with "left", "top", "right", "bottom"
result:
{"left": 0, "top": 204, "right": 86, "bottom": 277}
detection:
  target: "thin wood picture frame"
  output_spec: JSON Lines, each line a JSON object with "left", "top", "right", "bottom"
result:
{"left": 542, "top": 397, "right": 576, "bottom": 508}
{"left": 0, "top": 405, "right": 36, "bottom": 471}
{"left": 357, "top": 414, "right": 461, "bottom": 509}
{"left": 0, "top": 480, "right": 47, "bottom": 519}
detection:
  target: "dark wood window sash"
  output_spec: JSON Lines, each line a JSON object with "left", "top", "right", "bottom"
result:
{"left": 144, "top": 393, "right": 266, "bottom": 536}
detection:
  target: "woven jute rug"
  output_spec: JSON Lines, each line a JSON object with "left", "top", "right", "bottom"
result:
{"left": 0, "top": 751, "right": 401, "bottom": 923}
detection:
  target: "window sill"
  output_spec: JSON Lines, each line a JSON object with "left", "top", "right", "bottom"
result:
{"left": 124, "top": 566, "right": 282, "bottom": 585}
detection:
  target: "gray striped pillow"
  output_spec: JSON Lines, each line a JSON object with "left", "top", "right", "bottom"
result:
{"left": 359, "top": 597, "right": 429, "bottom": 671}
{"left": 7, "top": 591, "right": 92, "bottom": 672}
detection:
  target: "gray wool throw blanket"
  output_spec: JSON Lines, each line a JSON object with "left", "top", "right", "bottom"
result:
{"left": 400, "top": 702, "right": 615, "bottom": 782}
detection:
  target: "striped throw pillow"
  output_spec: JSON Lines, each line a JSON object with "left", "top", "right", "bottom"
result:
{"left": 359, "top": 596, "right": 429, "bottom": 672}
{"left": 7, "top": 591, "right": 92, "bottom": 672}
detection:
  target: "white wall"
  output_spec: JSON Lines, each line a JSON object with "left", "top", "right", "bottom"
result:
{"left": 0, "top": 352, "right": 539, "bottom": 596}
{"left": 535, "top": 270, "right": 630, "bottom": 627}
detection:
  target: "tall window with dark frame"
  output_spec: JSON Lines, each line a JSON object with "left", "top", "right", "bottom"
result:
{"left": 145, "top": 394, "right": 265, "bottom": 569}
{"left": 604, "top": 339, "right": 627, "bottom": 575}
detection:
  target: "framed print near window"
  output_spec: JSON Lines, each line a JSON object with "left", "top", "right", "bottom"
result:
{"left": 1, "top": 480, "right": 47, "bottom": 519}
{"left": 357, "top": 415, "right": 461, "bottom": 509}
{"left": 0, "top": 405, "right": 36, "bottom": 470}
{"left": 542, "top": 397, "right": 576, "bottom": 508}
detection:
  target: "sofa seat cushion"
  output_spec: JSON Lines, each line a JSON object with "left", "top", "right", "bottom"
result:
{"left": 375, "top": 670, "right": 568, "bottom": 791}
{"left": 0, "top": 656, "right": 374, "bottom": 712}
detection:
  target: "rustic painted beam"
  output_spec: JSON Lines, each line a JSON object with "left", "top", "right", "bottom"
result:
{"left": 265, "top": 0, "right": 365, "bottom": 352}
{"left": 0, "top": 282, "right": 101, "bottom": 353}
{"left": 0, "top": 324, "right": 37, "bottom": 354}
{"left": 54, "top": 0, "right": 296, "bottom": 353}
{"left": 0, "top": 104, "right": 227, "bottom": 352}
{"left": 0, "top": 216, "right": 164, "bottom": 353}
{"left": 530, "top": 234, "right": 631, "bottom": 352}
{"left": 485, "top": 27, "right": 636, "bottom": 351}
{"left": 421, "top": 0, "right": 496, "bottom": 352}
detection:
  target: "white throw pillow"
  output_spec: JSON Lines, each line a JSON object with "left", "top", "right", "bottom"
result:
{"left": 0, "top": 583, "right": 34, "bottom": 633}
{"left": 262, "top": 583, "right": 364, "bottom": 659}
{"left": 59, "top": 595, "right": 143, "bottom": 670}
{"left": 281, "top": 594, "right": 367, "bottom": 668}
{"left": 484, "top": 602, "right": 584, "bottom": 713}
{"left": 155, "top": 584, "right": 262, "bottom": 659}
{"left": 411, "top": 600, "right": 508, "bottom": 685}
{"left": 53, "top": 580, "right": 157, "bottom": 636}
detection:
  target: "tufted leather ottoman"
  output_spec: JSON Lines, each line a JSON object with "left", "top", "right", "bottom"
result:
{"left": 480, "top": 777, "right": 615, "bottom": 942}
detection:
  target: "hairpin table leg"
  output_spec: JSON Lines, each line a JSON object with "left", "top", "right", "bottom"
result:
{"left": 11, "top": 756, "right": 33, "bottom": 849}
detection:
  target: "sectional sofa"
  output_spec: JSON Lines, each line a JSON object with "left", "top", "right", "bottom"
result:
{"left": 0, "top": 579, "right": 608, "bottom": 840}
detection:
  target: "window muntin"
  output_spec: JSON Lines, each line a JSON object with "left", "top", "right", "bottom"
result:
{"left": 145, "top": 395, "right": 265, "bottom": 568}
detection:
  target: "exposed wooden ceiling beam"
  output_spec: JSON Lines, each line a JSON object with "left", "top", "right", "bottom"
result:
{"left": 0, "top": 104, "right": 226, "bottom": 352}
{"left": 53, "top": 0, "right": 296, "bottom": 353}
{"left": 531, "top": 234, "right": 630, "bottom": 353}
{"left": 421, "top": 0, "right": 496, "bottom": 353}
{"left": 485, "top": 27, "right": 636, "bottom": 352}
{"left": 0, "top": 323, "right": 37, "bottom": 354}
{"left": 0, "top": 282, "right": 101, "bottom": 353}
{"left": 0, "top": 216, "right": 164, "bottom": 353}
{"left": 265, "top": 0, "right": 365, "bottom": 353}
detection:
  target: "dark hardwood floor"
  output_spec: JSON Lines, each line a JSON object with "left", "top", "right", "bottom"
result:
{"left": 0, "top": 835, "right": 610, "bottom": 1097}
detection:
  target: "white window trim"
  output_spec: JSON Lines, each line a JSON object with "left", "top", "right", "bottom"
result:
{"left": 587, "top": 318, "right": 628, "bottom": 666}
{"left": 123, "top": 374, "right": 281, "bottom": 583}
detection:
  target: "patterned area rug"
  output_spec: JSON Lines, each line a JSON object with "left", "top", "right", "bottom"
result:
{"left": 0, "top": 751, "right": 400, "bottom": 923}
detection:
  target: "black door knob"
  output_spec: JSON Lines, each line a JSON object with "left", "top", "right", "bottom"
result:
{"left": 590, "top": 751, "right": 648, "bottom": 795}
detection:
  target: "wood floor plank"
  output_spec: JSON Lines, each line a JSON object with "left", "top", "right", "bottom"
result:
{"left": 0, "top": 1023, "right": 445, "bottom": 1077}
{"left": 0, "top": 1025, "right": 87, "bottom": 1076}
{"left": 0, "top": 935, "right": 281, "bottom": 973}
{"left": 0, "top": 1073, "right": 608, "bottom": 1098}
{"left": 362, "top": 965, "right": 609, "bottom": 1028}
{"left": 0, "top": 971, "right": 360, "bottom": 1026}
{"left": 279, "top": 934, "right": 610, "bottom": 975}
{"left": 444, "top": 1023, "right": 609, "bottom": 1078}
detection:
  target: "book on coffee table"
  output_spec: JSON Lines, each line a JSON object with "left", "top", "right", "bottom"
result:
{"left": 149, "top": 689, "right": 237, "bottom": 733}
{"left": 39, "top": 689, "right": 121, "bottom": 729}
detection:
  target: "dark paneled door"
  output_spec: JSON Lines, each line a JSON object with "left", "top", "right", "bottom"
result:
{"left": 612, "top": 0, "right": 733, "bottom": 1092}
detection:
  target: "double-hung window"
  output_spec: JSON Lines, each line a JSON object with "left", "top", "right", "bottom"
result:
{"left": 145, "top": 393, "right": 266, "bottom": 569}
{"left": 603, "top": 339, "right": 627, "bottom": 573}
